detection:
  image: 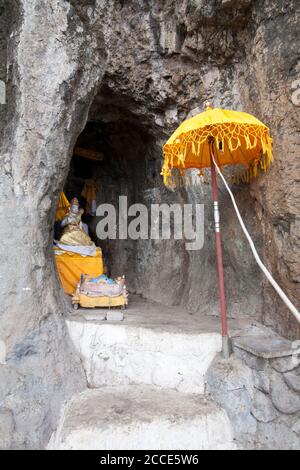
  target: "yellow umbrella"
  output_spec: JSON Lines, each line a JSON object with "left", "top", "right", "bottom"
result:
{"left": 162, "top": 102, "right": 273, "bottom": 358}
{"left": 162, "top": 103, "right": 273, "bottom": 187}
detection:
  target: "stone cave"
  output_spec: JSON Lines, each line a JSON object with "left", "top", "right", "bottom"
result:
{"left": 57, "top": 86, "right": 265, "bottom": 315}
{"left": 0, "top": 0, "right": 299, "bottom": 451}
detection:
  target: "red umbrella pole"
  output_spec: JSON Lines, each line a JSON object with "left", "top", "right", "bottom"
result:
{"left": 210, "top": 153, "right": 230, "bottom": 359}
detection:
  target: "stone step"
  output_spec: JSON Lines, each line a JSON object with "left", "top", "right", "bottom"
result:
{"left": 48, "top": 386, "right": 236, "bottom": 450}
{"left": 66, "top": 318, "right": 222, "bottom": 394}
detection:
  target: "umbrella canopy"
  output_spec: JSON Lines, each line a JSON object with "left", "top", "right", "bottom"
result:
{"left": 162, "top": 106, "right": 273, "bottom": 187}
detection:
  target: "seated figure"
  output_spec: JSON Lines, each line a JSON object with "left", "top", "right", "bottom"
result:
{"left": 60, "top": 197, "right": 94, "bottom": 247}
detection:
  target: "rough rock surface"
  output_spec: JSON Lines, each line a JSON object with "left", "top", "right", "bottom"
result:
{"left": 270, "top": 371, "right": 300, "bottom": 415}
{"left": 0, "top": 318, "right": 86, "bottom": 449}
{"left": 206, "top": 355, "right": 258, "bottom": 437}
{"left": 284, "top": 371, "right": 300, "bottom": 393}
{"left": 245, "top": 0, "right": 300, "bottom": 340}
{"left": 0, "top": 0, "right": 104, "bottom": 449}
{"left": 0, "top": 0, "right": 299, "bottom": 449}
{"left": 251, "top": 390, "right": 278, "bottom": 424}
{"left": 270, "top": 356, "right": 300, "bottom": 373}
{"left": 207, "top": 346, "right": 300, "bottom": 449}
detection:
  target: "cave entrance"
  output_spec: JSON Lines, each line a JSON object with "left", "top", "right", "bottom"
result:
{"left": 54, "top": 116, "right": 165, "bottom": 304}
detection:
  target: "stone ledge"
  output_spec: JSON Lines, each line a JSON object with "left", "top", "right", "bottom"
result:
{"left": 66, "top": 319, "right": 222, "bottom": 394}
{"left": 232, "top": 335, "right": 300, "bottom": 360}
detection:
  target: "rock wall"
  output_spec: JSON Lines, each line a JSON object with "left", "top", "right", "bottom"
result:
{"left": 0, "top": 318, "right": 86, "bottom": 449}
{"left": 83, "top": 0, "right": 264, "bottom": 319}
{"left": 242, "top": 0, "right": 300, "bottom": 339}
{"left": 0, "top": 2, "right": 8, "bottom": 141}
{"left": 0, "top": 0, "right": 105, "bottom": 449}
{"left": 207, "top": 344, "right": 300, "bottom": 450}
{"left": 84, "top": 0, "right": 299, "bottom": 335}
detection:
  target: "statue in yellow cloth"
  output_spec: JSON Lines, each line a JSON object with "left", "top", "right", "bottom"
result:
{"left": 60, "top": 198, "right": 93, "bottom": 246}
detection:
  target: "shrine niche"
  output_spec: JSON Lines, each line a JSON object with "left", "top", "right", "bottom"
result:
{"left": 54, "top": 122, "right": 128, "bottom": 308}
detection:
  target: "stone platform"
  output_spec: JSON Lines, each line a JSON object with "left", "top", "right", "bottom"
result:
{"left": 52, "top": 296, "right": 300, "bottom": 450}
{"left": 48, "top": 386, "right": 236, "bottom": 450}
{"left": 66, "top": 296, "right": 253, "bottom": 394}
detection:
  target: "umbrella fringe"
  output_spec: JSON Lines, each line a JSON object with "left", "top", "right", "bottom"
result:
{"left": 162, "top": 129, "right": 273, "bottom": 188}
{"left": 232, "top": 137, "right": 273, "bottom": 185}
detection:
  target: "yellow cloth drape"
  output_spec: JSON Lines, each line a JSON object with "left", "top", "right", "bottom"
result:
{"left": 81, "top": 180, "right": 97, "bottom": 215}
{"left": 59, "top": 224, "right": 94, "bottom": 246}
{"left": 54, "top": 248, "right": 104, "bottom": 295}
{"left": 55, "top": 192, "right": 70, "bottom": 222}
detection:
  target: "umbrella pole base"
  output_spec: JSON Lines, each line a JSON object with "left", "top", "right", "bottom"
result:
{"left": 222, "top": 336, "right": 231, "bottom": 360}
